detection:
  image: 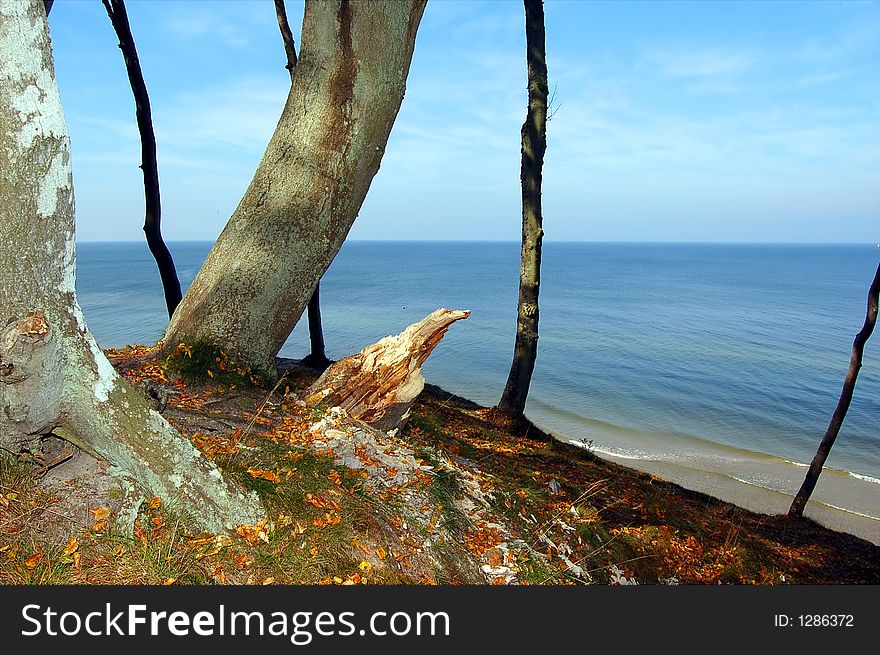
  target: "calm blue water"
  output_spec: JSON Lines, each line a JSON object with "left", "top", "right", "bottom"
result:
{"left": 75, "top": 241, "right": 880, "bottom": 489}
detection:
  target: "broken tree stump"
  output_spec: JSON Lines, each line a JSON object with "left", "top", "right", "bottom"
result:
{"left": 304, "top": 308, "right": 470, "bottom": 435}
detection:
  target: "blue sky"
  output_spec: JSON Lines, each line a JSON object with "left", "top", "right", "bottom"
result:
{"left": 48, "top": 0, "right": 879, "bottom": 242}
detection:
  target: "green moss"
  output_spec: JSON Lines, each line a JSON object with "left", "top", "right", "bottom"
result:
{"left": 165, "top": 341, "right": 276, "bottom": 388}
{"left": 408, "top": 413, "right": 449, "bottom": 440}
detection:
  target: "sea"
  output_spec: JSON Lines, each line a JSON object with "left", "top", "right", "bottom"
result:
{"left": 76, "top": 241, "right": 880, "bottom": 542}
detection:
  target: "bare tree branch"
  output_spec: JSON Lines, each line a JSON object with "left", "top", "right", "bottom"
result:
{"left": 789, "top": 261, "right": 880, "bottom": 517}
{"left": 102, "top": 0, "right": 182, "bottom": 318}
{"left": 274, "top": 0, "right": 298, "bottom": 79}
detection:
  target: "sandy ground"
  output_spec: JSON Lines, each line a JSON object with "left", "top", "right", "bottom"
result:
{"left": 593, "top": 452, "right": 880, "bottom": 545}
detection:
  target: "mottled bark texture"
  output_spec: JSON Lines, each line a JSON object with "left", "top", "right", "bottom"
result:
{"left": 164, "top": 0, "right": 426, "bottom": 371}
{"left": 789, "top": 261, "right": 880, "bottom": 517}
{"left": 103, "top": 0, "right": 182, "bottom": 319}
{"left": 305, "top": 309, "right": 469, "bottom": 435}
{"left": 0, "top": 0, "right": 262, "bottom": 533}
{"left": 274, "top": 0, "right": 330, "bottom": 371}
{"left": 498, "top": 0, "right": 548, "bottom": 417}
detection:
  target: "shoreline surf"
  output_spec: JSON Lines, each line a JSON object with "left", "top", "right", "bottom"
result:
{"left": 530, "top": 422, "right": 880, "bottom": 545}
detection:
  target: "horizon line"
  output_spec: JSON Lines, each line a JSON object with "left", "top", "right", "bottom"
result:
{"left": 75, "top": 238, "right": 879, "bottom": 246}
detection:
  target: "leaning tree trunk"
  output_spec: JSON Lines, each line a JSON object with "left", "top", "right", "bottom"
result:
{"left": 0, "top": 0, "right": 261, "bottom": 533}
{"left": 498, "top": 0, "right": 548, "bottom": 417}
{"left": 164, "top": 0, "right": 426, "bottom": 372}
{"left": 103, "top": 0, "right": 182, "bottom": 319}
{"left": 274, "top": 0, "right": 331, "bottom": 371}
{"left": 789, "top": 261, "right": 880, "bottom": 517}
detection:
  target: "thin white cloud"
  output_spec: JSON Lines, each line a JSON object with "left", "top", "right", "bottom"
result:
{"left": 153, "top": 75, "right": 289, "bottom": 154}
{"left": 159, "top": 2, "right": 281, "bottom": 49}
{"left": 643, "top": 48, "right": 755, "bottom": 79}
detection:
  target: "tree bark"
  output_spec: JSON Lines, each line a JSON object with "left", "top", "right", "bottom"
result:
{"left": 164, "top": 0, "right": 426, "bottom": 372}
{"left": 0, "top": 0, "right": 261, "bottom": 533}
{"left": 789, "top": 261, "right": 880, "bottom": 517}
{"left": 498, "top": 0, "right": 548, "bottom": 418}
{"left": 274, "top": 0, "right": 330, "bottom": 371}
{"left": 305, "top": 309, "right": 469, "bottom": 435}
{"left": 102, "top": 0, "right": 182, "bottom": 319}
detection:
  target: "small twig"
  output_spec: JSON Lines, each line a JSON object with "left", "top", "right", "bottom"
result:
{"left": 526, "top": 479, "right": 607, "bottom": 543}
{"left": 224, "top": 374, "right": 289, "bottom": 462}
{"left": 41, "top": 506, "right": 81, "bottom": 525}
{"left": 32, "top": 450, "right": 75, "bottom": 479}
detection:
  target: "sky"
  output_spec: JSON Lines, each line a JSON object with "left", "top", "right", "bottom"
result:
{"left": 47, "top": 0, "right": 880, "bottom": 243}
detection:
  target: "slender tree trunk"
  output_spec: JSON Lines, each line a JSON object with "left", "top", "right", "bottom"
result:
{"left": 274, "top": 0, "right": 330, "bottom": 371}
{"left": 302, "top": 283, "right": 331, "bottom": 369}
{"left": 274, "top": 0, "right": 298, "bottom": 73}
{"left": 164, "top": 0, "right": 426, "bottom": 372}
{"left": 498, "top": 0, "right": 548, "bottom": 418}
{"left": 102, "top": 0, "right": 182, "bottom": 319}
{"left": 0, "top": 0, "right": 261, "bottom": 533}
{"left": 789, "top": 261, "right": 880, "bottom": 517}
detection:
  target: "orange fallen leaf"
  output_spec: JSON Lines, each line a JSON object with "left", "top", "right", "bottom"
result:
{"left": 24, "top": 550, "right": 42, "bottom": 569}
{"left": 246, "top": 468, "right": 280, "bottom": 483}
{"left": 89, "top": 506, "right": 111, "bottom": 521}
{"left": 163, "top": 578, "right": 175, "bottom": 586}
{"left": 63, "top": 537, "right": 78, "bottom": 556}
{"left": 148, "top": 497, "right": 162, "bottom": 509}
{"left": 235, "top": 519, "right": 269, "bottom": 544}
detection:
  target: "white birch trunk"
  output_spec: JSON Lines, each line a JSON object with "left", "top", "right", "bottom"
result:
{"left": 0, "top": 0, "right": 262, "bottom": 533}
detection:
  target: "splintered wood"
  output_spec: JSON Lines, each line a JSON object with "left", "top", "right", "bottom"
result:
{"left": 304, "top": 308, "right": 469, "bottom": 434}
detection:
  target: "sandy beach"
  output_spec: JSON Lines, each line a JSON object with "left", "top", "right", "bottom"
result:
{"left": 568, "top": 440, "right": 880, "bottom": 545}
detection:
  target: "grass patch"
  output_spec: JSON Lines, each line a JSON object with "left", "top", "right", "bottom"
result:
{"left": 221, "top": 439, "right": 388, "bottom": 584}
{"left": 165, "top": 341, "right": 275, "bottom": 388}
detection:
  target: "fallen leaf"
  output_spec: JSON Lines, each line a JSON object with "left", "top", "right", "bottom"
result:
{"left": 24, "top": 550, "right": 42, "bottom": 569}
{"left": 89, "top": 506, "right": 111, "bottom": 521}
{"left": 246, "top": 468, "right": 280, "bottom": 483}
{"left": 63, "top": 537, "right": 78, "bottom": 556}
